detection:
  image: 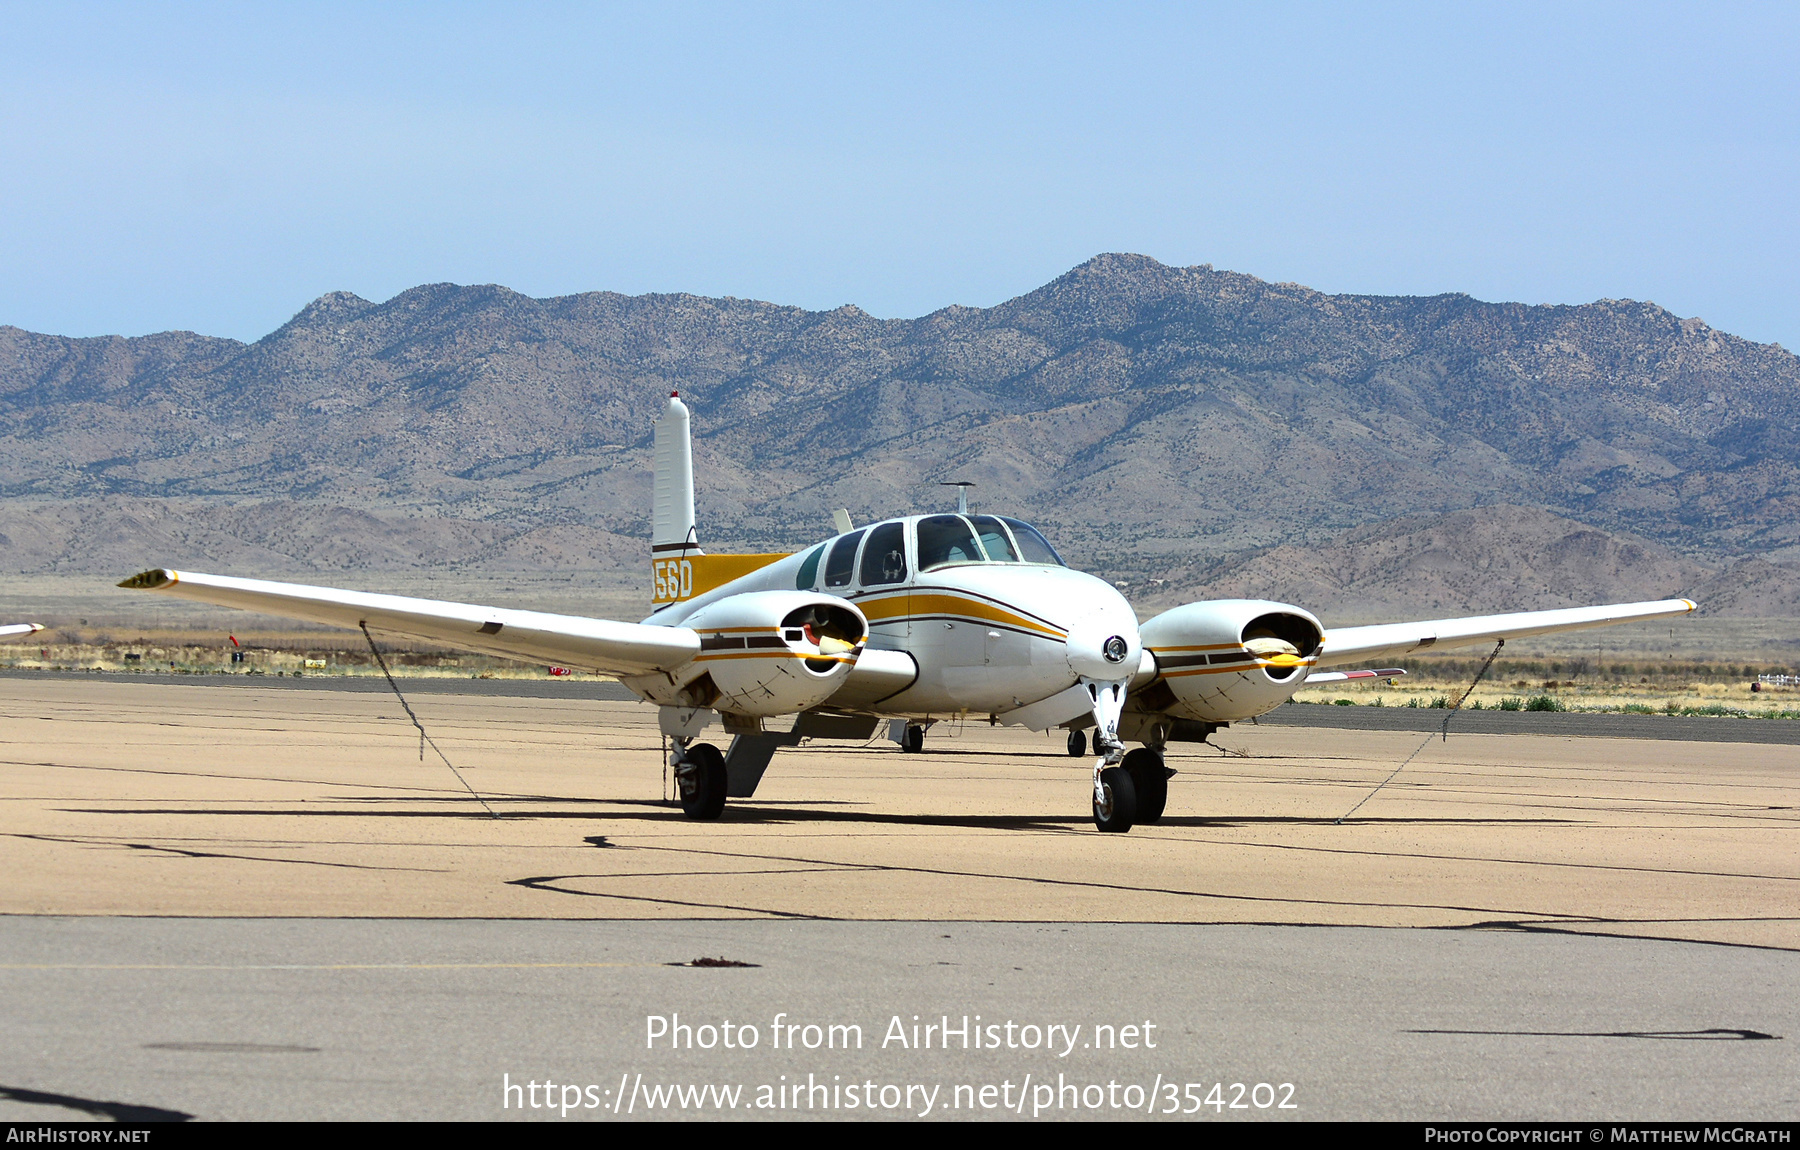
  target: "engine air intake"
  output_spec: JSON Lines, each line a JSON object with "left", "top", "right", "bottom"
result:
{"left": 1242, "top": 612, "right": 1322, "bottom": 681}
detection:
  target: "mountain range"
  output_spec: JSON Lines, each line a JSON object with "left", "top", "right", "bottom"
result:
{"left": 2, "top": 253, "right": 1796, "bottom": 620}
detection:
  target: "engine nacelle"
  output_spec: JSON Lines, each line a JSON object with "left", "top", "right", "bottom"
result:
{"left": 1134, "top": 599, "right": 1324, "bottom": 723}
{"left": 642, "top": 590, "right": 868, "bottom": 718}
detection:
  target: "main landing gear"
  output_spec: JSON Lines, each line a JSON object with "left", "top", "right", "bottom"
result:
{"left": 1091, "top": 747, "right": 1171, "bottom": 832}
{"left": 673, "top": 741, "right": 726, "bottom": 820}
{"left": 901, "top": 723, "right": 926, "bottom": 754}
{"left": 1066, "top": 728, "right": 1087, "bottom": 757}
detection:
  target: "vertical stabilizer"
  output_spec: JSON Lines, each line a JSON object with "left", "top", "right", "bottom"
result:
{"left": 652, "top": 392, "right": 700, "bottom": 556}
{"left": 648, "top": 392, "right": 787, "bottom": 610}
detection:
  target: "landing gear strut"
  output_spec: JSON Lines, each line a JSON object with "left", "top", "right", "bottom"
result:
{"left": 674, "top": 741, "right": 727, "bottom": 820}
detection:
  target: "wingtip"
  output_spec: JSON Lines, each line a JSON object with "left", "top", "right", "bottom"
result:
{"left": 1683, "top": 598, "right": 1698, "bottom": 613}
{"left": 118, "top": 568, "right": 177, "bottom": 590}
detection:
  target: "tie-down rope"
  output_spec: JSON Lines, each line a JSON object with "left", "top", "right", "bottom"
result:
{"left": 1335, "top": 638, "right": 1504, "bottom": 824}
{"left": 360, "top": 621, "right": 498, "bottom": 819}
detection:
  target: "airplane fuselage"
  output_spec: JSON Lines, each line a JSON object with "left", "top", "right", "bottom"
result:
{"left": 642, "top": 514, "right": 1142, "bottom": 720}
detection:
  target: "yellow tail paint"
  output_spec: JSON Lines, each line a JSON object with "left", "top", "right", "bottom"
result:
{"left": 651, "top": 553, "right": 788, "bottom": 606}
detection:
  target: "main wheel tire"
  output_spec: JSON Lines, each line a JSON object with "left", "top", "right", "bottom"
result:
{"left": 1066, "top": 728, "right": 1087, "bottom": 757}
{"left": 1092, "top": 765, "right": 1137, "bottom": 833}
{"left": 1123, "top": 747, "right": 1168, "bottom": 824}
{"left": 677, "top": 742, "right": 727, "bottom": 820}
{"left": 902, "top": 724, "right": 925, "bottom": 754}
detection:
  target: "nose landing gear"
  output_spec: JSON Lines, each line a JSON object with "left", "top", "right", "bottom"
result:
{"left": 1079, "top": 677, "right": 1137, "bottom": 831}
{"left": 1092, "top": 763, "right": 1137, "bottom": 832}
{"left": 1066, "top": 728, "right": 1087, "bottom": 757}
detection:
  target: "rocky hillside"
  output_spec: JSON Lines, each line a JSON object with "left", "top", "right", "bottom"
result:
{"left": 2, "top": 254, "right": 1797, "bottom": 614}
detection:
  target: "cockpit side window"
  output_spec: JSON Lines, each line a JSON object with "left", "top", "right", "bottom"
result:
{"left": 969, "top": 515, "right": 1020, "bottom": 563}
{"left": 823, "top": 530, "right": 865, "bottom": 588}
{"left": 795, "top": 544, "right": 824, "bottom": 590}
{"left": 916, "top": 515, "right": 982, "bottom": 571}
{"left": 1000, "top": 517, "right": 1066, "bottom": 566}
{"left": 858, "top": 521, "right": 908, "bottom": 586}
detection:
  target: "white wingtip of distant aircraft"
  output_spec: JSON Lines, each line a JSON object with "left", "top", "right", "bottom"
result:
{"left": 0, "top": 623, "right": 44, "bottom": 640}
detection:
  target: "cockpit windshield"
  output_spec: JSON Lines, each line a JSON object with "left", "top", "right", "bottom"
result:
{"left": 968, "top": 515, "right": 1019, "bottom": 562}
{"left": 1000, "top": 517, "right": 1066, "bottom": 566}
{"left": 916, "top": 515, "right": 983, "bottom": 570}
{"left": 915, "top": 514, "right": 1067, "bottom": 571}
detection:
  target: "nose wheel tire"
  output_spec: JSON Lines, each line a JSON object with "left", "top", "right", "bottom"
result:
{"left": 1092, "top": 765, "right": 1137, "bottom": 833}
{"left": 1123, "top": 747, "right": 1168, "bottom": 824}
{"left": 676, "top": 742, "right": 727, "bottom": 820}
{"left": 1066, "top": 728, "right": 1087, "bottom": 757}
{"left": 901, "top": 724, "right": 925, "bottom": 754}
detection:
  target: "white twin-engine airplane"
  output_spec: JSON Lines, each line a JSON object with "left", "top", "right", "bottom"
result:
{"left": 121, "top": 394, "right": 1698, "bottom": 832}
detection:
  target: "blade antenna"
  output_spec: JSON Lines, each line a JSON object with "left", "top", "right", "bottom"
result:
{"left": 360, "top": 621, "right": 499, "bottom": 819}
{"left": 1335, "top": 638, "right": 1503, "bottom": 825}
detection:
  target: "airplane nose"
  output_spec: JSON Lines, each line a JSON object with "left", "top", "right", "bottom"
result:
{"left": 1064, "top": 617, "right": 1140, "bottom": 681}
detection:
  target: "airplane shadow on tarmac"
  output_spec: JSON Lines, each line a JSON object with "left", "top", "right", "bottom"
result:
{"left": 58, "top": 801, "right": 1575, "bottom": 831}
{"left": 0, "top": 1084, "right": 193, "bottom": 1123}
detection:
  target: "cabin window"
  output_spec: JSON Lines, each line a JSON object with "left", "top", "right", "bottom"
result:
{"left": 795, "top": 545, "right": 824, "bottom": 590}
{"left": 1000, "top": 517, "right": 1066, "bottom": 566}
{"left": 823, "top": 530, "right": 865, "bottom": 588}
{"left": 969, "top": 515, "right": 1020, "bottom": 562}
{"left": 859, "top": 521, "right": 908, "bottom": 585}
{"left": 916, "top": 515, "right": 983, "bottom": 571}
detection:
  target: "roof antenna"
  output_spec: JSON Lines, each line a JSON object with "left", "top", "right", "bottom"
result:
{"left": 941, "top": 481, "right": 974, "bottom": 515}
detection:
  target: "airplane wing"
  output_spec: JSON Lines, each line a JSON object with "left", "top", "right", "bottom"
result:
{"left": 1314, "top": 598, "right": 1697, "bottom": 668}
{"left": 0, "top": 624, "right": 44, "bottom": 640}
{"left": 119, "top": 569, "right": 699, "bottom": 677}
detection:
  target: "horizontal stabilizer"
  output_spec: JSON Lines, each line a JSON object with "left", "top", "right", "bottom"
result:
{"left": 1316, "top": 599, "right": 1696, "bottom": 668}
{"left": 119, "top": 569, "right": 699, "bottom": 678}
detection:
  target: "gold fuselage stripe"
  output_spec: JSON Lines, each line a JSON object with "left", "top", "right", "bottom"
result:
{"left": 857, "top": 592, "right": 1065, "bottom": 638}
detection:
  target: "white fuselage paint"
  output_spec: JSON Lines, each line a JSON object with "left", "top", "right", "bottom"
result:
{"left": 642, "top": 518, "right": 1141, "bottom": 720}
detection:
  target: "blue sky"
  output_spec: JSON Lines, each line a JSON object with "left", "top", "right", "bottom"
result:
{"left": 2, "top": 2, "right": 1796, "bottom": 347}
